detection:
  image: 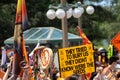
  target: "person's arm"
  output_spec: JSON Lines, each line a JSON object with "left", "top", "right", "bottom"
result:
{"left": 22, "top": 65, "right": 30, "bottom": 80}
{"left": 3, "top": 60, "right": 12, "bottom": 80}
{"left": 22, "top": 72, "right": 29, "bottom": 80}
{"left": 93, "top": 73, "right": 100, "bottom": 80}
{"left": 7, "top": 75, "right": 14, "bottom": 80}
{"left": 2, "top": 69, "right": 10, "bottom": 80}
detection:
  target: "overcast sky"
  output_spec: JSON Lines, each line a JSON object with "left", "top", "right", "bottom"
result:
{"left": 84, "top": 0, "right": 113, "bottom": 7}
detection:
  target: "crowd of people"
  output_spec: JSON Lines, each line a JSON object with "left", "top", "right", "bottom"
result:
{"left": 0, "top": 45, "right": 120, "bottom": 80}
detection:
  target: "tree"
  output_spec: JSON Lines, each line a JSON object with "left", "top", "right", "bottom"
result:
{"left": 0, "top": 3, "right": 15, "bottom": 46}
{"left": 98, "top": 0, "right": 120, "bottom": 43}
{"left": 0, "top": 0, "right": 119, "bottom": 47}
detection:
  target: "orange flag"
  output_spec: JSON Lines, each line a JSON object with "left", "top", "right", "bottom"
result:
{"left": 77, "top": 26, "right": 92, "bottom": 79}
{"left": 77, "top": 26, "right": 91, "bottom": 45}
{"left": 22, "top": 35, "right": 33, "bottom": 74}
{"left": 22, "top": 35, "right": 28, "bottom": 64}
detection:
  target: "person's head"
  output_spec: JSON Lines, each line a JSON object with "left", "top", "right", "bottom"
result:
{"left": 0, "top": 64, "right": 7, "bottom": 71}
{"left": 116, "top": 72, "right": 120, "bottom": 80}
{"left": 69, "top": 74, "right": 80, "bottom": 80}
{"left": 109, "top": 56, "right": 119, "bottom": 65}
{"left": 117, "top": 53, "right": 120, "bottom": 59}
{"left": 96, "top": 66, "right": 103, "bottom": 73}
{"left": 7, "top": 51, "right": 14, "bottom": 59}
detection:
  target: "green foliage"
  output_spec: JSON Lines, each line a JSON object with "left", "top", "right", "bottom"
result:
{"left": 68, "top": 27, "right": 78, "bottom": 35}
{"left": 0, "top": 0, "right": 119, "bottom": 47}
{"left": 0, "top": 3, "right": 15, "bottom": 46}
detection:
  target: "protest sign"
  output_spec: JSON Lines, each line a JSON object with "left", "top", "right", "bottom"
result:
{"left": 41, "top": 47, "right": 53, "bottom": 69}
{"left": 58, "top": 44, "right": 95, "bottom": 78}
{"left": 33, "top": 46, "right": 53, "bottom": 70}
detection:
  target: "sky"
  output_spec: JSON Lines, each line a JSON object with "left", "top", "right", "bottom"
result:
{"left": 84, "top": 0, "right": 113, "bottom": 7}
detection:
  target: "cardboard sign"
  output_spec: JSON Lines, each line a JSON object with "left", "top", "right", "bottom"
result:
{"left": 41, "top": 48, "right": 53, "bottom": 69}
{"left": 58, "top": 44, "right": 95, "bottom": 78}
{"left": 33, "top": 46, "right": 53, "bottom": 69}
{"left": 111, "top": 32, "right": 120, "bottom": 52}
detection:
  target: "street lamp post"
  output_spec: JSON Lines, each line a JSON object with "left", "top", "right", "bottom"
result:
{"left": 61, "top": 0, "right": 68, "bottom": 48}
{"left": 46, "top": 1, "right": 94, "bottom": 48}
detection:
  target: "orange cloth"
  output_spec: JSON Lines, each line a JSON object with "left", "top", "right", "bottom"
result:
{"left": 0, "top": 70, "right": 5, "bottom": 79}
{"left": 85, "top": 73, "right": 92, "bottom": 80}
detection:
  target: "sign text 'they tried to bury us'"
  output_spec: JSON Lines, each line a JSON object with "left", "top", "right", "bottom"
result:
{"left": 58, "top": 44, "right": 95, "bottom": 78}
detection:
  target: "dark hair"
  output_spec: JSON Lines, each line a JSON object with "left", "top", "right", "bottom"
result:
{"left": 116, "top": 72, "right": 120, "bottom": 78}
{"left": 69, "top": 74, "right": 80, "bottom": 80}
{"left": 109, "top": 56, "right": 119, "bottom": 65}
{"left": 90, "top": 72, "right": 97, "bottom": 80}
